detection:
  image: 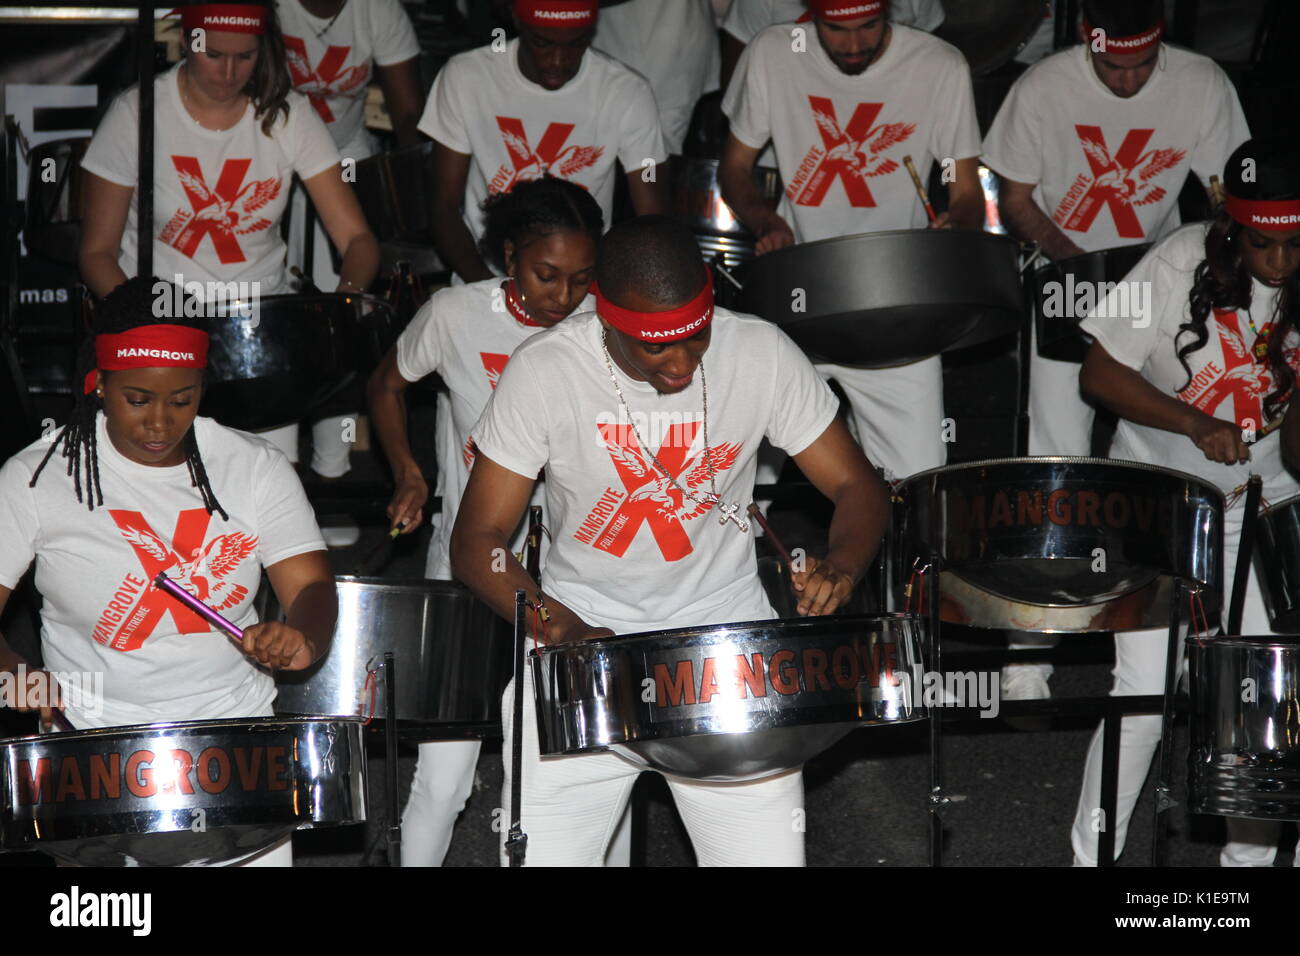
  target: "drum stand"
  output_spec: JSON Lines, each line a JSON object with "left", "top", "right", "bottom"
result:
{"left": 506, "top": 590, "right": 529, "bottom": 867}
{"left": 920, "top": 556, "right": 1202, "bottom": 868}
{"left": 383, "top": 651, "right": 402, "bottom": 868}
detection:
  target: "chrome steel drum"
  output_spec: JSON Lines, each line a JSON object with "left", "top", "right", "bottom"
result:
{"left": 23, "top": 137, "right": 89, "bottom": 264}
{"left": 531, "top": 613, "right": 926, "bottom": 782}
{"left": 353, "top": 141, "right": 436, "bottom": 243}
{"left": 0, "top": 716, "right": 366, "bottom": 866}
{"left": 672, "top": 159, "right": 781, "bottom": 269}
{"left": 1033, "top": 244, "right": 1151, "bottom": 363}
{"left": 1252, "top": 494, "right": 1300, "bottom": 632}
{"left": 201, "top": 293, "right": 396, "bottom": 431}
{"left": 891, "top": 457, "right": 1224, "bottom": 632}
{"left": 1188, "top": 635, "right": 1300, "bottom": 821}
{"left": 270, "top": 577, "right": 512, "bottom": 728}
{"left": 738, "top": 230, "right": 1024, "bottom": 368}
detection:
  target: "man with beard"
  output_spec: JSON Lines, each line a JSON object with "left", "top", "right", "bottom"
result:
{"left": 718, "top": 0, "right": 982, "bottom": 484}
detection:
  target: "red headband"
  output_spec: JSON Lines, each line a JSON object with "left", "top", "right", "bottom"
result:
{"left": 513, "top": 0, "right": 598, "bottom": 29}
{"left": 1225, "top": 196, "right": 1300, "bottom": 232}
{"left": 176, "top": 3, "right": 267, "bottom": 35}
{"left": 595, "top": 273, "right": 714, "bottom": 344}
{"left": 1083, "top": 18, "right": 1164, "bottom": 55}
{"left": 85, "top": 325, "right": 210, "bottom": 394}
{"left": 799, "top": 0, "right": 888, "bottom": 23}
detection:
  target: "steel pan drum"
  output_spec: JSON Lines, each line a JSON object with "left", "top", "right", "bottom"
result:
{"left": 1252, "top": 494, "right": 1300, "bottom": 632}
{"left": 0, "top": 716, "right": 366, "bottom": 866}
{"left": 24, "top": 137, "right": 89, "bottom": 264}
{"left": 672, "top": 159, "right": 781, "bottom": 269}
{"left": 891, "top": 457, "right": 1224, "bottom": 632}
{"left": 933, "top": 0, "right": 1046, "bottom": 75}
{"left": 738, "top": 230, "right": 1024, "bottom": 368}
{"left": 352, "top": 142, "right": 437, "bottom": 243}
{"left": 201, "top": 293, "right": 396, "bottom": 431}
{"left": 1033, "top": 244, "right": 1152, "bottom": 363}
{"left": 270, "top": 577, "right": 512, "bottom": 729}
{"left": 1188, "top": 635, "right": 1300, "bottom": 821}
{"left": 531, "top": 613, "right": 926, "bottom": 782}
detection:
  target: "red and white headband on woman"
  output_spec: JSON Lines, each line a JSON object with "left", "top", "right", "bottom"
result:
{"left": 175, "top": 3, "right": 267, "bottom": 35}
{"left": 1225, "top": 196, "right": 1300, "bottom": 232}
{"left": 513, "top": 0, "right": 598, "bottom": 29}
{"left": 798, "top": 0, "right": 888, "bottom": 23}
{"left": 85, "top": 325, "right": 210, "bottom": 394}
{"left": 595, "top": 272, "right": 714, "bottom": 344}
{"left": 1082, "top": 18, "right": 1164, "bottom": 55}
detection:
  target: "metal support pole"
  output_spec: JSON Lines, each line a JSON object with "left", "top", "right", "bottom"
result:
{"left": 925, "top": 554, "right": 945, "bottom": 866}
{"left": 1098, "top": 708, "right": 1121, "bottom": 867}
{"left": 136, "top": 2, "right": 155, "bottom": 279}
{"left": 1228, "top": 476, "right": 1263, "bottom": 636}
{"left": 506, "top": 589, "right": 528, "bottom": 867}
{"left": 384, "top": 650, "right": 401, "bottom": 867}
{"left": 1152, "top": 579, "right": 1188, "bottom": 866}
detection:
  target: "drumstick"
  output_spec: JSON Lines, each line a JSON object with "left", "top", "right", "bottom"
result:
{"left": 1208, "top": 175, "right": 1226, "bottom": 211}
{"left": 154, "top": 572, "right": 244, "bottom": 642}
{"left": 902, "top": 155, "right": 938, "bottom": 225}
{"left": 746, "top": 504, "right": 795, "bottom": 568}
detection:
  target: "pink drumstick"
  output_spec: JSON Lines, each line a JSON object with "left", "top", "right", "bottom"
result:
{"left": 153, "top": 572, "right": 244, "bottom": 641}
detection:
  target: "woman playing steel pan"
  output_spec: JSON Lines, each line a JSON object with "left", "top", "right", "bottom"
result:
{"left": 77, "top": 0, "right": 379, "bottom": 509}
{"left": 0, "top": 277, "right": 337, "bottom": 866}
{"left": 366, "top": 176, "right": 602, "bottom": 866}
{"left": 1075, "top": 135, "right": 1300, "bottom": 866}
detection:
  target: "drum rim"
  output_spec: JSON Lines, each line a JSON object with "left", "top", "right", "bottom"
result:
{"left": 897, "top": 455, "right": 1226, "bottom": 499}
{"left": 755, "top": 227, "right": 1019, "bottom": 258}
{"left": 333, "top": 575, "right": 476, "bottom": 592}
{"left": 205, "top": 291, "right": 393, "bottom": 312}
{"left": 1186, "top": 634, "right": 1300, "bottom": 650}
{"left": 2, "top": 714, "right": 365, "bottom": 745}
{"left": 533, "top": 611, "right": 923, "bottom": 656}
{"left": 1032, "top": 242, "right": 1154, "bottom": 276}
{"left": 1259, "top": 492, "right": 1300, "bottom": 516}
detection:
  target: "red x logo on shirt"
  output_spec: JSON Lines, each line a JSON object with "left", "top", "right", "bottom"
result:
{"left": 1057, "top": 126, "right": 1185, "bottom": 239}
{"left": 159, "top": 157, "right": 280, "bottom": 264}
{"left": 283, "top": 35, "right": 370, "bottom": 123}
{"left": 789, "top": 97, "right": 914, "bottom": 207}
{"left": 489, "top": 117, "right": 604, "bottom": 194}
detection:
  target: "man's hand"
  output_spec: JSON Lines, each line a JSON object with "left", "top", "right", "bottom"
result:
{"left": 756, "top": 214, "right": 795, "bottom": 255}
{"left": 387, "top": 472, "right": 428, "bottom": 534}
{"left": 535, "top": 602, "right": 615, "bottom": 645}
{"left": 6, "top": 666, "right": 64, "bottom": 726}
{"left": 241, "top": 622, "right": 315, "bottom": 671}
{"left": 790, "top": 556, "right": 855, "bottom": 616}
{"left": 1187, "top": 415, "right": 1251, "bottom": 465}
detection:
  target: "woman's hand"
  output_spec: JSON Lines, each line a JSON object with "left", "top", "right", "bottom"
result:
{"left": 241, "top": 622, "right": 315, "bottom": 671}
{"left": 387, "top": 471, "right": 428, "bottom": 534}
{"left": 4, "top": 665, "right": 64, "bottom": 726}
{"left": 790, "top": 556, "right": 855, "bottom": 617}
{"left": 1186, "top": 413, "right": 1251, "bottom": 465}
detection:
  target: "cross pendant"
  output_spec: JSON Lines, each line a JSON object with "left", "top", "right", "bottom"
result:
{"left": 716, "top": 501, "right": 750, "bottom": 533}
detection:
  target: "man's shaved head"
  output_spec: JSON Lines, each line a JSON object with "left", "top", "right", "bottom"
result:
{"left": 595, "top": 215, "right": 708, "bottom": 308}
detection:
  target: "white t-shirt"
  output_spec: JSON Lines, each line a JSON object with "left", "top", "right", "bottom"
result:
{"left": 81, "top": 63, "right": 340, "bottom": 296}
{"left": 594, "top": 0, "right": 720, "bottom": 152}
{"left": 721, "top": 0, "right": 945, "bottom": 43}
{"left": 472, "top": 309, "right": 840, "bottom": 634}
{"left": 0, "top": 414, "right": 326, "bottom": 728}
{"left": 278, "top": 0, "right": 421, "bottom": 160}
{"left": 723, "top": 23, "right": 980, "bottom": 242}
{"left": 982, "top": 44, "right": 1249, "bottom": 252}
{"left": 417, "top": 38, "right": 667, "bottom": 246}
{"left": 395, "top": 279, "right": 595, "bottom": 579}
{"left": 1081, "top": 224, "right": 1299, "bottom": 498}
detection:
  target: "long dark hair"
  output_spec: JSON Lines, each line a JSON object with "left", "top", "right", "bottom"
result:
{"left": 179, "top": 0, "right": 292, "bottom": 135}
{"left": 478, "top": 176, "right": 604, "bottom": 274}
{"left": 29, "top": 277, "right": 228, "bottom": 519}
{"left": 1178, "top": 138, "right": 1300, "bottom": 423}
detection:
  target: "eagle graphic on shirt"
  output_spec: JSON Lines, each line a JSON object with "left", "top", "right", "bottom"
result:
{"left": 786, "top": 98, "right": 915, "bottom": 208}
{"left": 574, "top": 419, "right": 744, "bottom": 561}
{"left": 158, "top": 157, "right": 281, "bottom": 263}
{"left": 489, "top": 117, "right": 604, "bottom": 194}
{"left": 1177, "top": 309, "right": 1300, "bottom": 428}
{"left": 118, "top": 525, "right": 259, "bottom": 611}
{"left": 283, "top": 37, "right": 371, "bottom": 123}
{"left": 1053, "top": 126, "right": 1186, "bottom": 238}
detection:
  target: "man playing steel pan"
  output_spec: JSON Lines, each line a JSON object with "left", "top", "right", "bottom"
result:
{"left": 451, "top": 215, "right": 888, "bottom": 866}
{"left": 718, "top": 0, "right": 983, "bottom": 490}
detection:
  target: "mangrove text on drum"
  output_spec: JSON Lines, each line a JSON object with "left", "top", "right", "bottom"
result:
{"left": 949, "top": 488, "right": 1174, "bottom": 534}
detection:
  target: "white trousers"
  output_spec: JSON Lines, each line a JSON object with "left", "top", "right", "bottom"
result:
{"left": 257, "top": 418, "right": 352, "bottom": 478}
{"left": 400, "top": 738, "right": 632, "bottom": 866}
{"left": 1069, "top": 520, "right": 1299, "bottom": 866}
{"left": 498, "top": 664, "right": 805, "bottom": 866}
{"left": 813, "top": 358, "right": 947, "bottom": 481}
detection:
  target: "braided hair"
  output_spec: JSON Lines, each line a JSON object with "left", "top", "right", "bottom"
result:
{"left": 1179, "top": 137, "right": 1300, "bottom": 423}
{"left": 477, "top": 175, "right": 604, "bottom": 275}
{"left": 28, "top": 277, "right": 228, "bottom": 519}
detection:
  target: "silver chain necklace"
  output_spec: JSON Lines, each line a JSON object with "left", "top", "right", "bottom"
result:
{"left": 601, "top": 329, "right": 749, "bottom": 533}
